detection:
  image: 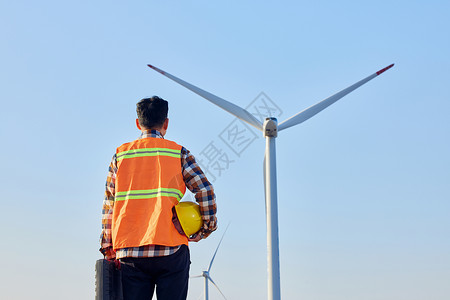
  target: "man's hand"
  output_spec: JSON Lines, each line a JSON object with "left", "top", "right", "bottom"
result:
{"left": 188, "top": 232, "right": 203, "bottom": 242}
{"left": 100, "top": 246, "right": 117, "bottom": 260}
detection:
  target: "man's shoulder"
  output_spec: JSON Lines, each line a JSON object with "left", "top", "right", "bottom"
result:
{"left": 116, "top": 138, "right": 140, "bottom": 151}
{"left": 162, "top": 138, "right": 184, "bottom": 150}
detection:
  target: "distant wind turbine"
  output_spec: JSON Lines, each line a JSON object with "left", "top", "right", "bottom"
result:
{"left": 191, "top": 223, "right": 230, "bottom": 300}
{"left": 148, "top": 63, "right": 394, "bottom": 300}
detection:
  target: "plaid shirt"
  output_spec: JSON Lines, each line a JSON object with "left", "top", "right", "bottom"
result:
{"left": 100, "top": 130, "right": 217, "bottom": 260}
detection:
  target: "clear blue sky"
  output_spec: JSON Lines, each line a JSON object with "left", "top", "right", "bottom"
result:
{"left": 1, "top": 1, "right": 449, "bottom": 299}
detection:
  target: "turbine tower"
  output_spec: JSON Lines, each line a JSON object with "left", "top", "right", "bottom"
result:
{"left": 148, "top": 63, "right": 394, "bottom": 300}
{"left": 191, "top": 224, "right": 230, "bottom": 300}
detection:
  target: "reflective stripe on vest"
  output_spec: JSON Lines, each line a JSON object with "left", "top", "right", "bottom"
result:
{"left": 116, "top": 147, "right": 182, "bottom": 161}
{"left": 115, "top": 188, "right": 184, "bottom": 202}
{"left": 112, "top": 138, "right": 188, "bottom": 249}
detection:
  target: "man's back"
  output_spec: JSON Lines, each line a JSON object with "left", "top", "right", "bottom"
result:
{"left": 113, "top": 137, "right": 188, "bottom": 249}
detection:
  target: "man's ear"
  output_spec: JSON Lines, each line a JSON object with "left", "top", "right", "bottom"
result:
{"left": 163, "top": 118, "right": 169, "bottom": 131}
{"left": 136, "top": 119, "right": 142, "bottom": 130}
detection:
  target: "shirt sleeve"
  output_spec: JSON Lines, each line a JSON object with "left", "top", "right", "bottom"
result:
{"left": 181, "top": 147, "right": 217, "bottom": 239}
{"left": 99, "top": 154, "right": 118, "bottom": 259}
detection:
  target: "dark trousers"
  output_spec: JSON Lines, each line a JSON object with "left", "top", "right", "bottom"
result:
{"left": 119, "top": 245, "right": 190, "bottom": 300}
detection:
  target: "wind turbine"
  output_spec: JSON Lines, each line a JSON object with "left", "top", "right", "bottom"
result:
{"left": 148, "top": 63, "right": 394, "bottom": 300}
{"left": 191, "top": 223, "right": 230, "bottom": 300}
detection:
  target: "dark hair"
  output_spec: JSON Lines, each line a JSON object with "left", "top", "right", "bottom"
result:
{"left": 136, "top": 96, "right": 168, "bottom": 129}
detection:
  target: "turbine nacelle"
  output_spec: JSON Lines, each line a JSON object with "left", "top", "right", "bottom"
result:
{"left": 263, "top": 117, "right": 278, "bottom": 138}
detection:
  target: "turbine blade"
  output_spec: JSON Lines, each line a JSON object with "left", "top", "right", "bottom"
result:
{"left": 207, "top": 276, "right": 227, "bottom": 299}
{"left": 190, "top": 275, "right": 204, "bottom": 278}
{"left": 278, "top": 64, "right": 394, "bottom": 131}
{"left": 147, "top": 64, "right": 263, "bottom": 131}
{"left": 208, "top": 222, "right": 231, "bottom": 272}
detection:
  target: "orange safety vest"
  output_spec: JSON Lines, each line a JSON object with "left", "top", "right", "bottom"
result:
{"left": 112, "top": 137, "right": 188, "bottom": 250}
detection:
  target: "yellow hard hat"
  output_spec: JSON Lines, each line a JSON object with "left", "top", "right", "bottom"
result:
{"left": 174, "top": 201, "right": 203, "bottom": 237}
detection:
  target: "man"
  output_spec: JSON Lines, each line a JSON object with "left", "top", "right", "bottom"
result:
{"left": 100, "top": 96, "right": 217, "bottom": 300}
